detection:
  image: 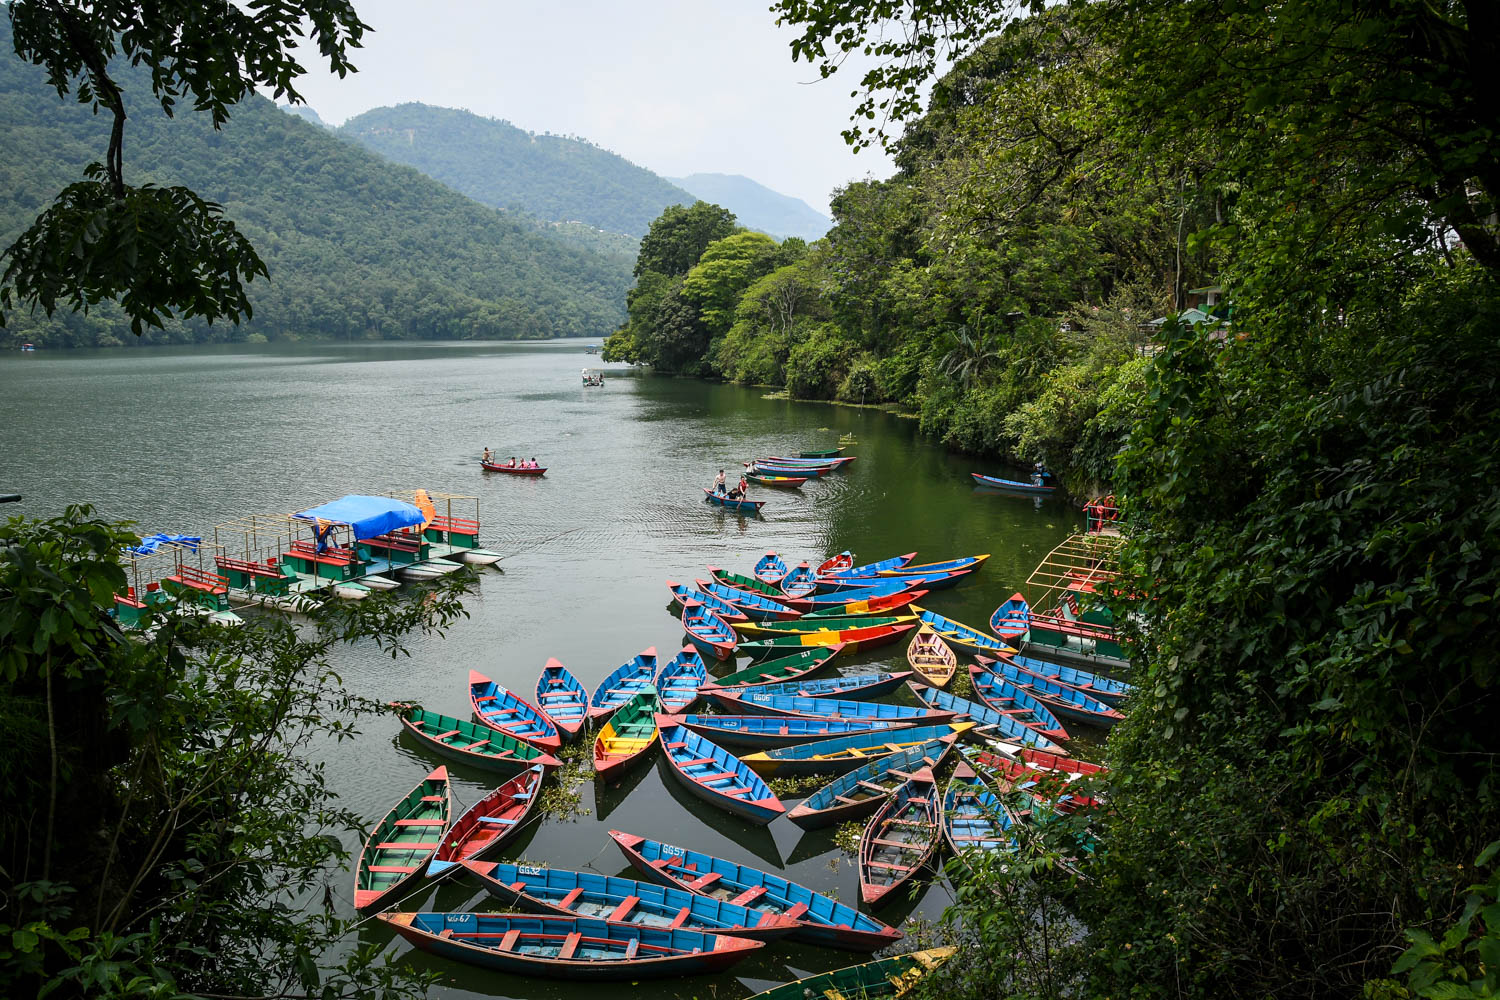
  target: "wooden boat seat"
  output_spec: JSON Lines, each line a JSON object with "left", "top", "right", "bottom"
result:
{"left": 558, "top": 887, "right": 585, "bottom": 909}
{"left": 856, "top": 780, "right": 889, "bottom": 793}
{"left": 664, "top": 741, "right": 688, "bottom": 750}
{"left": 375, "top": 841, "right": 440, "bottom": 850}
{"left": 477, "top": 815, "right": 518, "bottom": 825}
{"left": 718, "top": 787, "right": 754, "bottom": 798}
{"left": 729, "top": 886, "right": 767, "bottom": 906}
{"left": 607, "top": 896, "right": 640, "bottom": 922}
{"left": 783, "top": 902, "right": 809, "bottom": 920}
{"left": 366, "top": 864, "right": 418, "bottom": 873}
{"left": 420, "top": 795, "right": 444, "bottom": 802}
{"left": 677, "top": 757, "right": 718, "bottom": 768}
{"left": 498, "top": 929, "right": 521, "bottom": 952}
{"left": 432, "top": 729, "right": 461, "bottom": 740}
{"left": 697, "top": 771, "right": 743, "bottom": 783}
{"left": 865, "top": 860, "right": 915, "bottom": 871}
{"left": 872, "top": 837, "right": 919, "bottom": 849}
{"left": 687, "top": 871, "right": 722, "bottom": 890}
{"left": 557, "top": 932, "right": 582, "bottom": 959}
{"left": 668, "top": 907, "right": 692, "bottom": 930}
{"left": 394, "top": 818, "right": 446, "bottom": 826}
{"left": 485, "top": 708, "right": 520, "bottom": 717}
{"left": 624, "top": 938, "right": 640, "bottom": 959}
{"left": 834, "top": 793, "right": 862, "bottom": 805}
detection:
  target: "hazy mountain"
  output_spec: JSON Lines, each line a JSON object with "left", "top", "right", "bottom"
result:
{"left": 667, "top": 173, "right": 831, "bottom": 242}
{"left": 340, "top": 103, "right": 694, "bottom": 238}
{"left": 278, "top": 103, "right": 329, "bottom": 128}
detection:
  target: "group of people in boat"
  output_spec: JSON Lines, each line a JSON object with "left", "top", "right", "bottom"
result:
{"left": 482, "top": 448, "right": 540, "bottom": 469}
{"left": 581, "top": 369, "right": 604, "bottom": 386}
{"left": 712, "top": 469, "right": 749, "bottom": 500}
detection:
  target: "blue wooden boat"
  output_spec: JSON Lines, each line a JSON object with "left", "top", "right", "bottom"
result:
{"left": 462, "top": 860, "right": 801, "bottom": 942}
{"left": 967, "top": 665, "right": 1071, "bottom": 742}
{"left": 780, "top": 561, "right": 817, "bottom": 598}
{"left": 376, "top": 911, "right": 762, "bottom": 979}
{"left": 790, "top": 576, "right": 928, "bottom": 603}
{"left": 989, "top": 592, "right": 1031, "bottom": 641}
{"left": 749, "top": 463, "right": 835, "bottom": 478}
{"left": 758, "top": 455, "right": 856, "bottom": 467}
{"left": 708, "top": 671, "right": 912, "bottom": 704}
{"left": 876, "top": 553, "right": 988, "bottom": 578}
{"left": 588, "top": 648, "right": 658, "bottom": 722}
{"left": 739, "top": 722, "right": 976, "bottom": 776}
{"left": 788, "top": 737, "right": 958, "bottom": 829}
{"left": 828, "top": 567, "right": 972, "bottom": 592}
{"left": 972, "top": 472, "right": 1055, "bottom": 494}
{"left": 859, "top": 767, "right": 940, "bottom": 905}
{"left": 819, "top": 552, "right": 917, "bottom": 578}
{"left": 693, "top": 578, "right": 801, "bottom": 620}
{"left": 658, "top": 712, "right": 916, "bottom": 750}
{"left": 703, "top": 488, "right": 766, "bottom": 513}
{"left": 610, "top": 830, "right": 904, "bottom": 951}
{"left": 753, "top": 550, "right": 789, "bottom": 585}
{"left": 909, "top": 605, "right": 1014, "bottom": 656}
{"left": 655, "top": 647, "right": 708, "bottom": 712}
{"left": 943, "top": 762, "right": 1017, "bottom": 863}
{"left": 657, "top": 723, "right": 785, "bottom": 823}
{"left": 469, "top": 669, "right": 562, "bottom": 752}
{"left": 906, "top": 681, "right": 1065, "bottom": 752}
{"left": 680, "top": 600, "right": 738, "bottom": 661}
{"left": 975, "top": 655, "right": 1124, "bottom": 728}
{"left": 976, "top": 651, "right": 1132, "bottom": 707}
{"left": 712, "top": 691, "right": 960, "bottom": 725}
{"left": 666, "top": 579, "right": 748, "bottom": 622}
{"left": 535, "top": 658, "right": 588, "bottom": 741}
{"left": 803, "top": 587, "right": 928, "bottom": 617}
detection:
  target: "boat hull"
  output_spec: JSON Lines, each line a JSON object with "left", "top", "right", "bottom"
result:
{"left": 482, "top": 462, "right": 546, "bottom": 476}
{"left": 703, "top": 488, "right": 765, "bottom": 513}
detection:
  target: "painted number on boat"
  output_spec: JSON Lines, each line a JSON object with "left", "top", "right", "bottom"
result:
{"left": 518, "top": 864, "right": 547, "bottom": 876}
{"left": 444, "top": 912, "right": 477, "bottom": 930}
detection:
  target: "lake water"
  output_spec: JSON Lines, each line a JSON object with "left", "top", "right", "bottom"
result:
{"left": 0, "top": 341, "right": 1083, "bottom": 998}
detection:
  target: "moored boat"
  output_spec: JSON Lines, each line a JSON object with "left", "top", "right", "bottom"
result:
{"left": 819, "top": 552, "right": 917, "bottom": 578}
{"left": 535, "top": 659, "right": 589, "bottom": 741}
{"left": 694, "top": 577, "right": 801, "bottom": 621}
{"left": 989, "top": 592, "right": 1031, "bottom": 641}
{"left": 753, "top": 550, "right": 789, "bottom": 585}
{"left": 906, "top": 627, "right": 957, "bottom": 688}
{"left": 907, "top": 682, "right": 1065, "bottom": 752}
{"left": 396, "top": 705, "right": 561, "bottom": 776}
{"left": 859, "top": 767, "right": 941, "bottom": 905}
{"left": 482, "top": 460, "right": 547, "bottom": 476}
{"left": 788, "top": 737, "right": 958, "bottom": 830}
{"left": 817, "top": 550, "right": 855, "bottom": 575}
{"left": 746, "top": 472, "right": 808, "bottom": 488}
{"left": 658, "top": 713, "right": 916, "bottom": 750}
{"left": 703, "top": 646, "right": 843, "bottom": 689}
{"left": 707, "top": 671, "right": 912, "bottom": 703}
{"left": 749, "top": 462, "right": 835, "bottom": 478}
{"left": 799, "top": 447, "right": 845, "bottom": 458}
{"left": 666, "top": 580, "right": 750, "bottom": 622}
{"left": 713, "top": 690, "right": 958, "bottom": 725}
{"left": 976, "top": 651, "right": 1132, "bottom": 707}
{"left": 942, "top": 762, "right": 1016, "bottom": 863}
{"left": 704, "top": 566, "right": 785, "bottom": 599}
{"left": 469, "top": 670, "right": 562, "bottom": 751}
{"left": 736, "top": 620, "right": 919, "bottom": 660}
{"left": 610, "top": 830, "right": 904, "bottom": 950}
{"left": 654, "top": 647, "right": 708, "bottom": 712}
{"left": 876, "top": 553, "right": 989, "bottom": 578}
{"left": 375, "top": 912, "right": 761, "bottom": 979}
{"left": 355, "top": 765, "right": 451, "bottom": 912}
{"left": 744, "top": 949, "right": 955, "bottom": 1000}
{"left": 803, "top": 587, "right": 929, "bottom": 618}
{"left": 757, "top": 455, "right": 856, "bottom": 468}
{"left": 657, "top": 724, "right": 785, "bottom": 823}
{"left": 462, "top": 860, "right": 801, "bottom": 942}
{"left": 972, "top": 471, "right": 1055, "bottom": 494}
{"left": 732, "top": 613, "right": 916, "bottom": 639}
{"left": 779, "top": 561, "right": 817, "bottom": 598}
{"left": 594, "top": 687, "right": 662, "bottom": 783}
{"left": 703, "top": 488, "right": 766, "bottom": 513}
{"left": 426, "top": 763, "right": 546, "bottom": 875}
{"left": 680, "top": 600, "right": 738, "bottom": 661}
{"left": 909, "top": 605, "right": 1013, "bottom": 656}
{"left": 739, "top": 722, "right": 976, "bottom": 777}
{"left": 967, "top": 666, "right": 1071, "bottom": 743}
{"left": 976, "top": 655, "right": 1125, "bottom": 727}
{"left": 588, "top": 648, "right": 658, "bottom": 721}
{"left": 813, "top": 572, "right": 961, "bottom": 595}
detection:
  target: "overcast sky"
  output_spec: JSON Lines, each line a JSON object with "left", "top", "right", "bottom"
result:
{"left": 284, "top": 0, "right": 899, "bottom": 216}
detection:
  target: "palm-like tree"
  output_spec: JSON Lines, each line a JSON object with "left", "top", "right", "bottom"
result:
{"left": 938, "top": 324, "right": 1003, "bottom": 390}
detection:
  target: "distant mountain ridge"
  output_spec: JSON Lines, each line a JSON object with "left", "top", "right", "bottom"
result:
{"left": 667, "top": 173, "right": 831, "bottom": 242}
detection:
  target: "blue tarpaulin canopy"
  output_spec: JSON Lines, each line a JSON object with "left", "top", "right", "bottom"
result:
{"left": 126, "top": 533, "right": 201, "bottom": 556}
{"left": 292, "top": 495, "right": 424, "bottom": 542}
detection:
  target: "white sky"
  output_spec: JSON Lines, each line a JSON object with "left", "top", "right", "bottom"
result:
{"left": 283, "top": 0, "right": 899, "bottom": 216}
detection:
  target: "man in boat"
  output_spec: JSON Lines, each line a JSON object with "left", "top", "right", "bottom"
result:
{"left": 482, "top": 447, "right": 492, "bottom": 463}
{"left": 729, "top": 474, "right": 748, "bottom": 500}
{"left": 1031, "top": 462, "right": 1050, "bottom": 487}
{"left": 713, "top": 470, "right": 726, "bottom": 494}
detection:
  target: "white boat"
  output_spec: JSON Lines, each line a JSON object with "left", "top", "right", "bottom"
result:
{"left": 455, "top": 548, "right": 503, "bottom": 566}
{"left": 333, "top": 581, "right": 372, "bottom": 600}
{"left": 358, "top": 574, "right": 401, "bottom": 591}
{"left": 396, "top": 561, "right": 464, "bottom": 581}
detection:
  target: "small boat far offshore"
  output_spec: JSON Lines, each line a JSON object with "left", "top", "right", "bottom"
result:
{"left": 482, "top": 460, "right": 546, "bottom": 476}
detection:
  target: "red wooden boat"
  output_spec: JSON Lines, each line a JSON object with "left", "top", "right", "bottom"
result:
{"left": 817, "top": 551, "right": 855, "bottom": 575}
{"left": 482, "top": 460, "right": 546, "bottom": 476}
{"left": 426, "top": 764, "right": 546, "bottom": 875}
{"left": 859, "top": 766, "right": 941, "bottom": 906}
{"left": 802, "top": 588, "right": 929, "bottom": 618}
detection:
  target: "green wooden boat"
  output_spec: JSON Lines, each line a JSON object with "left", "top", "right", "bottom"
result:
{"left": 705, "top": 566, "right": 785, "bottom": 599}
{"left": 732, "top": 614, "right": 916, "bottom": 638}
{"left": 594, "top": 687, "right": 662, "bottom": 782}
{"left": 799, "top": 447, "right": 845, "bottom": 458}
{"left": 397, "top": 705, "right": 561, "bottom": 776}
{"left": 354, "top": 765, "right": 450, "bottom": 912}
{"left": 746, "top": 947, "right": 955, "bottom": 999}
{"left": 707, "top": 646, "right": 842, "bottom": 688}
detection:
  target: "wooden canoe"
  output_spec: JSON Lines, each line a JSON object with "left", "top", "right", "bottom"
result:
{"left": 989, "top": 592, "right": 1031, "bottom": 641}
{"left": 469, "top": 669, "right": 562, "bottom": 751}
{"left": 693, "top": 577, "right": 801, "bottom": 621}
{"left": 594, "top": 687, "right": 662, "bottom": 783}
{"left": 535, "top": 658, "right": 589, "bottom": 741}
{"left": 396, "top": 705, "right": 561, "bottom": 776}
{"left": 906, "top": 681, "right": 1066, "bottom": 753}
{"left": 976, "top": 651, "right": 1132, "bottom": 707}
{"left": 706, "top": 671, "right": 913, "bottom": 704}
{"left": 657, "top": 724, "right": 785, "bottom": 824}
{"left": 735, "top": 620, "right": 919, "bottom": 660}
{"left": 666, "top": 580, "right": 749, "bottom": 622}
{"left": 739, "top": 723, "right": 976, "bottom": 777}
{"left": 780, "top": 561, "right": 817, "bottom": 598}
{"left": 799, "top": 447, "right": 845, "bottom": 458}
{"left": 803, "top": 587, "right": 929, "bottom": 618}
{"left": 705, "top": 566, "right": 785, "bottom": 600}
{"left": 942, "top": 762, "right": 1016, "bottom": 862}
{"left": 962, "top": 746, "right": 1103, "bottom": 816}
{"left": 376, "top": 911, "right": 761, "bottom": 979}
{"left": 859, "top": 767, "right": 941, "bottom": 905}
{"left": 819, "top": 552, "right": 917, "bottom": 579}
{"left": 753, "top": 551, "right": 789, "bottom": 585}
{"left": 703, "top": 488, "right": 765, "bottom": 513}
{"left": 746, "top": 473, "right": 808, "bottom": 488}
{"left": 482, "top": 460, "right": 547, "bottom": 476}
{"left": 967, "top": 665, "right": 1071, "bottom": 743}
{"left": 658, "top": 712, "right": 917, "bottom": 750}
{"left": 875, "top": 553, "right": 988, "bottom": 578}
{"left": 610, "top": 830, "right": 903, "bottom": 951}
{"left": 463, "top": 860, "right": 801, "bottom": 942}
{"left": 354, "top": 765, "right": 450, "bottom": 912}
{"left": 906, "top": 627, "right": 957, "bottom": 688}
{"left": 587, "top": 648, "right": 658, "bottom": 722}
{"left": 759, "top": 455, "right": 856, "bottom": 467}
{"left": 977, "top": 655, "right": 1125, "bottom": 728}
{"left": 972, "top": 472, "right": 1054, "bottom": 494}
{"left": 817, "top": 550, "right": 855, "bottom": 575}
{"left": 909, "top": 605, "right": 1014, "bottom": 657}
{"left": 745, "top": 949, "right": 955, "bottom": 1000}
{"left": 654, "top": 647, "right": 708, "bottom": 712}
{"left": 426, "top": 763, "right": 545, "bottom": 875}
{"left": 748, "top": 463, "right": 836, "bottom": 478}
{"left": 788, "top": 736, "right": 960, "bottom": 830}
{"left": 704, "top": 646, "right": 843, "bottom": 689}
{"left": 732, "top": 613, "right": 916, "bottom": 638}
{"left": 813, "top": 572, "right": 961, "bottom": 595}
{"left": 711, "top": 690, "right": 958, "bottom": 725}
{"left": 680, "top": 600, "right": 738, "bottom": 661}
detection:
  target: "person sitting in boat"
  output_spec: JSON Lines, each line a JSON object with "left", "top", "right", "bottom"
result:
{"left": 508, "top": 456, "right": 517, "bottom": 467}
{"left": 482, "top": 447, "right": 492, "bottom": 463}
{"left": 1031, "top": 461, "right": 1050, "bottom": 487}
{"left": 729, "top": 475, "right": 748, "bottom": 500}
{"left": 713, "top": 470, "right": 726, "bottom": 494}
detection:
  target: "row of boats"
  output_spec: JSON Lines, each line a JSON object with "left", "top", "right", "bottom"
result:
{"left": 359, "top": 545, "right": 1129, "bottom": 989}
{"left": 704, "top": 449, "right": 857, "bottom": 513}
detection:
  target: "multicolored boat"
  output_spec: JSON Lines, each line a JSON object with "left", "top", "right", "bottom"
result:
{"left": 967, "top": 666, "right": 1071, "bottom": 743}
{"left": 735, "top": 621, "right": 919, "bottom": 660}
{"left": 975, "top": 652, "right": 1132, "bottom": 708}
{"left": 709, "top": 671, "right": 912, "bottom": 703}
{"left": 758, "top": 455, "right": 857, "bottom": 468}
{"left": 780, "top": 561, "right": 817, "bottom": 598}
{"left": 746, "top": 472, "right": 808, "bottom": 488}
{"left": 704, "top": 566, "right": 787, "bottom": 600}
{"left": 745, "top": 949, "right": 955, "bottom": 1000}
{"left": 906, "top": 627, "right": 957, "bottom": 688}
{"left": 819, "top": 552, "right": 917, "bottom": 579}
{"left": 977, "top": 655, "right": 1125, "bottom": 728}
{"left": 989, "top": 593, "right": 1031, "bottom": 641}
{"left": 654, "top": 647, "right": 708, "bottom": 712}
{"left": 876, "top": 553, "right": 988, "bottom": 578}
{"left": 909, "top": 606, "right": 1014, "bottom": 657}
{"left": 753, "top": 551, "right": 789, "bottom": 585}
{"left": 907, "top": 682, "right": 1065, "bottom": 752}
{"left": 666, "top": 580, "right": 749, "bottom": 622}
{"left": 396, "top": 705, "right": 561, "bottom": 776}
{"left": 788, "top": 737, "right": 958, "bottom": 830}
{"left": 943, "top": 762, "right": 1016, "bottom": 864}
{"left": 859, "top": 767, "right": 941, "bottom": 905}
{"left": 972, "top": 472, "right": 1055, "bottom": 494}
{"left": 469, "top": 669, "right": 562, "bottom": 751}
{"left": 739, "top": 722, "right": 976, "bottom": 777}
{"left": 817, "top": 551, "right": 856, "bottom": 575}
{"left": 588, "top": 648, "right": 658, "bottom": 721}
{"left": 482, "top": 460, "right": 546, "bottom": 476}
{"left": 463, "top": 860, "right": 801, "bottom": 942}
{"left": 610, "top": 830, "right": 904, "bottom": 950}
{"left": 354, "top": 765, "right": 451, "bottom": 912}
{"left": 693, "top": 578, "right": 801, "bottom": 621}
{"left": 703, "top": 488, "right": 766, "bottom": 514}
{"left": 680, "top": 600, "right": 738, "bottom": 661}
{"left": 657, "top": 724, "right": 785, "bottom": 823}
{"left": 375, "top": 912, "right": 762, "bottom": 979}
{"left": 731, "top": 613, "right": 917, "bottom": 639}
{"left": 658, "top": 712, "right": 916, "bottom": 750}
{"left": 713, "top": 691, "right": 958, "bottom": 725}
{"left": 426, "top": 763, "right": 545, "bottom": 875}
{"left": 594, "top": 687, "right": 662, "bottom": 783}
{"left": 535, "top": 659, "right": 589, "bottom": 741}
{"left": 803, "top": 587, "right": 929, "bottom": 618}
{"left": 703, "top": 646, "right": 843, "bottom": 689}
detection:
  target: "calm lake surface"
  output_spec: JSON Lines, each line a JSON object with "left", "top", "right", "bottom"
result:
{"left": 0, "top": 341, "right": 1083, "bottom": 998}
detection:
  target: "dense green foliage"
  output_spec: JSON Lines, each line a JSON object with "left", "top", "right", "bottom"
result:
{"left": 0, "top": 21, "right": 631, "bottom": 347}
{"left": 0, "top": 507, "right": 469, "bottom": 998}
{"left": 668, "top": 172, "right": 832, "bottom": 241}
{"left": 341, "top": 102, "right": 695, "bottom": 238}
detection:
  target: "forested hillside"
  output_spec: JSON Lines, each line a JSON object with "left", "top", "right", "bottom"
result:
{"left": 0, "top": 27, "right": 631, "bottom": 347}
{"left": 341, "top": 103, "right": 694, "bottom": 238}
{"left": 668, "top": 173, "right": 831, "bottom": 241}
